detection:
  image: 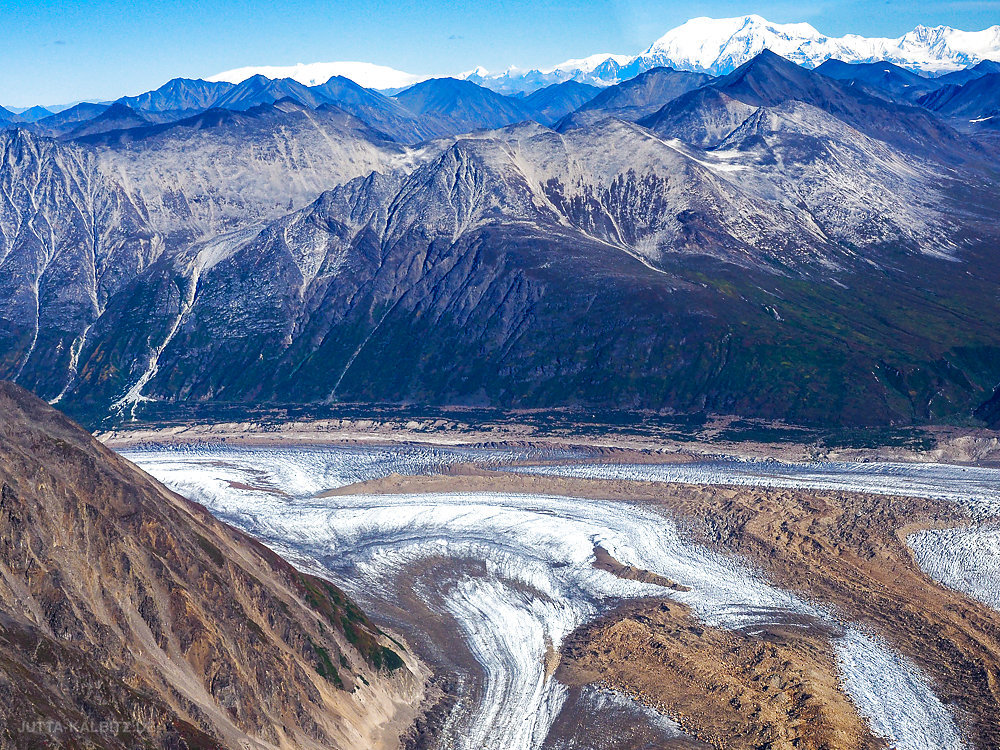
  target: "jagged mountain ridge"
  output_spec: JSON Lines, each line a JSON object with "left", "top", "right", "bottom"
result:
{"left": 0, "top": 381, "right": 420, "bottom": 749}
{"left": 468, "top": 15, "right": 1000, "bottom": 91}
{"left": 119, "top": 77, "right": 236, "bottom": 112}
{"left": 1, "top": 52, "right": 1000, "bottom": 428}
{"left": 645, "top": 50, "right": 974, "bottom": 159}
{"left": 0, "top": 110, "right": 405, "bottom": 403}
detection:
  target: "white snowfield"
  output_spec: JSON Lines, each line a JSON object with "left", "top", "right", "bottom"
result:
{"left": 122, "top": 444, "right": 976, "bottom": 750}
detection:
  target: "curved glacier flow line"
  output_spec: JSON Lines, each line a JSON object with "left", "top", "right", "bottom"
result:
{"left": 124, "top": 446, "right": 971, "bottom": 750}
{"left": 511, "top": 458, "right": 1000, "bottom": 616}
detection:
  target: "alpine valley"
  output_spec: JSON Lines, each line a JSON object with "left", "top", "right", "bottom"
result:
{"left": 4, "top": 11, "right": 1000, "bottom": 750}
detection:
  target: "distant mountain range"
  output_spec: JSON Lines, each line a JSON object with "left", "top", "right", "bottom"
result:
{"left": 10, "top": 43, "right": 999, "bottom": 148}
{"left": 199, "top": 15, "right": 1000, "bottom": 97}
{"left": 2, "top": 48, "right": 1000, "bottom": 429}
{"left": 9, "top": 15, "right": 998, "bottom": 116}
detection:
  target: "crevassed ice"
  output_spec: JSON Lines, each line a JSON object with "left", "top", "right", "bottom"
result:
{"left": 125, "top": 445, "right": 969, "bottom": 750}
{"left": 507, "top": 458, "right": 1000, "bottom": 517}
{"left": 908, "top": 522, "right": 1000, "bottom": 613}
{"left": 835, "top": 630, "right": 964, "bottom": 750}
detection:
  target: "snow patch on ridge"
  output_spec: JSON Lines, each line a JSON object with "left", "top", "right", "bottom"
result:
{"left": 208, "top": 61, "right": 425, "bottom": 90}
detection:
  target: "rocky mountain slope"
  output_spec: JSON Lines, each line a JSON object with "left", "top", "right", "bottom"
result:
{"left": 82, "top": 99, "right": 408, "bottom": 244}
{"left": 0, "top": 381, "right": 422, "bottom": 749}
{"left": 1, "top": 52, "right": 999, "bottom": 429}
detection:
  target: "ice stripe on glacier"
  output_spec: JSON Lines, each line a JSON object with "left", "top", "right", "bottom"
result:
{"left": 908, "top": 522, "right": 1000, "bottom": 613}
{"left": 123, "top": 444, "right": 971, "bottom": 750}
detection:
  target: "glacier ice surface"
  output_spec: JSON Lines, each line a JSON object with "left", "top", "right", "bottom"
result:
{"left": 124, "top": 445, "right": 977, "bottom": 749}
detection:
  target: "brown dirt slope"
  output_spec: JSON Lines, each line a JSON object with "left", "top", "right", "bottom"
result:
{"left": 0, "top": 382, "right": 423, "bottom": 750}
{"left": 559, "top": 600, "right": 882, "bottom": 750}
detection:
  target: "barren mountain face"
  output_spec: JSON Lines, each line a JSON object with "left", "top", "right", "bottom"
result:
{"left": 0, "top": 382, "right": 422, "bottom": 749}
{"left": 1, "top": 53, "right": 999, "bottom": 429}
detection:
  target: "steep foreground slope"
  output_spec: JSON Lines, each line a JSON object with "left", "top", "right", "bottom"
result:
{"left": 0, "top": 382, "right": 422, "bottom": 749}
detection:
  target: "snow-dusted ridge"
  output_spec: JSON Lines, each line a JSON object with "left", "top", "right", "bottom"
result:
{"left": 122, "top": 444, "right": 972, "bottom": 750}
{"left": 208, "top": 60, "right": 425, "bottom": 89}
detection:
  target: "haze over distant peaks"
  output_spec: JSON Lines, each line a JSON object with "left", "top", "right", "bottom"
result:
{"left": 206, "top": 16, "right": 1000, "bottom": 95}
{"left": 207, "top": 60, "right": 424, "bottom": 90}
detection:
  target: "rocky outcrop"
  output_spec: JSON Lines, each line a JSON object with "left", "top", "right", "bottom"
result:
{"left": 0, "top": 381, "right": 423, "bottom": 749}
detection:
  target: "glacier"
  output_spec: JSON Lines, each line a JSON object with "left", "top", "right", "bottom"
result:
{"left": 122, "top": 443, "right": 977, "bottom": 749}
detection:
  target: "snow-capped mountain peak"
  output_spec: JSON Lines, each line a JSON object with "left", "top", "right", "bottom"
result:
{"left": 207, "top": 61, "right": 425, "bottom": 90}
{"left": 897, "top": 24, "right": 1000, "bottom": 67}
{"left": 202, "top": 17, "right": 1000, "bottom": 98}
{"left": 634, "top": 16, "right": 1000, "bottom": 75}
{"left": 642, "top": 15, "right": 824, "bottom": 72}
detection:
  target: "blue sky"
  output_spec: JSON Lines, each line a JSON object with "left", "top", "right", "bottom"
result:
{"left": 2, "top": 0, "right": 998, "bottom": 107}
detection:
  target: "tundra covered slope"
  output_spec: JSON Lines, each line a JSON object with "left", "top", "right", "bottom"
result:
{"left": 0, "top": 382, "right": 421, "bottom": 749}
